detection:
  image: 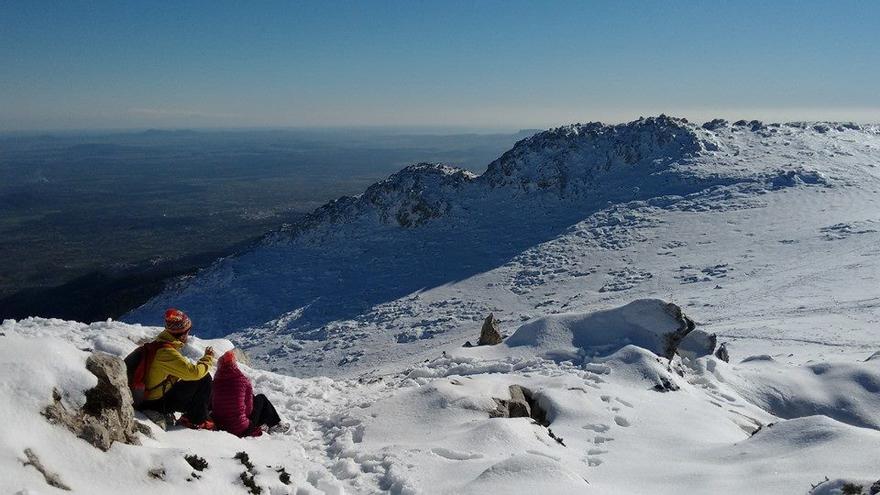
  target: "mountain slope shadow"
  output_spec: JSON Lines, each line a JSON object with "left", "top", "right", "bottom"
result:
{"left": 124, "top": 116, "right": 826, "bottom": 338}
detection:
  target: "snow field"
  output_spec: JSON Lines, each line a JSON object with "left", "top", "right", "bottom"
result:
{"left": 3, "top": 315, "right": 879, "bottom": 494}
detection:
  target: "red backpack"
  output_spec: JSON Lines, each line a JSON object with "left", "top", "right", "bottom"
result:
{"left": 124, "top": 342, "right": 173, "bottom": 407}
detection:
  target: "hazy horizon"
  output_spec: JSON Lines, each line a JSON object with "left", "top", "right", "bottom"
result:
{"left": 2, "top": 0, "right": 878, "bottom": 131}
{"left": 5, "top": 109, "right": 880, "bottom": 136}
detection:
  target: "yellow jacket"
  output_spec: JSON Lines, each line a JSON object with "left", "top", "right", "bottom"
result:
{"left": 144, "top": 330, "right": 215, "bottom": 401}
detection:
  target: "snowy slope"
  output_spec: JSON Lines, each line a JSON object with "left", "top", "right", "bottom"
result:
{"left": 125, "top": 116, "right": 880, "bottom": 379}
{"left": 4, "top": 116, "right": 879, "bottom": 494}
{"left": 2, "top": 313, "right": 879, "bottom": 494}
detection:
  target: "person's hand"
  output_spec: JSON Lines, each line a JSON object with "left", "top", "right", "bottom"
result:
{"left": 204, "top": 346, "right": 215, "bottom": 358}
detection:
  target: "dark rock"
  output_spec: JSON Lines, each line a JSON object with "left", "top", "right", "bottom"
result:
{"left": 22, "top": 448, "right": 70, "bottom": 491}
{"left": 478, "top": 313, "right": 503, "bottom": 346}
{"left": 750, "top": 422, "right": 774, "bottom": 436}
{"left": 652, "top": 376, "right": 680, "bottom": 392}
{"left": 701, "top": 118, "right": 728, "bottom": 131}
{"left": 548, "top": 428, "right": 566, "bottom": 446}
{"left": 490, "top": 385, "right": 549, "bottom": 426}
{"left": 506, "top": 385, "right": 532, "bottom": 418}
{"left": 714, "top": 342, "right": 730, "bottom": 362}
{"left": 185, "top": 454, "right": 209, "bottom": 471}
{"left": 278, "top": 467, "right": 291, "bottom": 485}
{"left": 660, "top": 302, "right": 697, "bottom": 361}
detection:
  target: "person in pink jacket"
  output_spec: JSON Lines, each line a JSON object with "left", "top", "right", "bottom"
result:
{"left": 212, "top": 350, "right": 286, "bottom": 436}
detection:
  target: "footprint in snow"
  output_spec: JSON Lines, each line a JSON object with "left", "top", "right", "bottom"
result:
{"left": 614, "top": 416, "right": 631, "bottom": 427}
{"left": 431, "top": 448, "right": 483, "bottom": 461}
{"left": 583, "top": 423, "right": 610, "bottom": 433}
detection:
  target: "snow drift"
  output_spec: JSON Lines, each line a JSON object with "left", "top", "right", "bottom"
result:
{"left": 505, "top": 299, "right": 700, "bottom": 361}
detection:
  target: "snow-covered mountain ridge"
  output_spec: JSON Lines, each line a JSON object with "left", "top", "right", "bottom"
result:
{"left": 125, "top": 115, "right": 879, "bottom": 380}
{"left": 4, "top": 115, "right": 880, "bottom": 494}
{"left": 272, "top": 115, "right": 844, "bottom": 235}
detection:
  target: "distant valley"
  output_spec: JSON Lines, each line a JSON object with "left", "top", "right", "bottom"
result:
{"left": 0, "top": 128, "right": 530, "bottom": 321}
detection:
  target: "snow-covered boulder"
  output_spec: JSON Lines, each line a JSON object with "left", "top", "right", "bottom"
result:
{"left": 677, "top": 329, "right": 718, "bottom": 359}
{"left": 505, "top": 299, "right": 696, "bottom": 362}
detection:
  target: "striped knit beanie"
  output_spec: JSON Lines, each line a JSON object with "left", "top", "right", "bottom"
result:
{"left": 164, "top": 308, "right": 192, "bottom": 335}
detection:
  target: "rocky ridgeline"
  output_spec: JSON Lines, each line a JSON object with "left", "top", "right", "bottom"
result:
{"left": 267, "top": 115, "right": 862, "bottom": 244}
{"left": 480, "top": 115, "right": 717, "bottom": 193}
{"left": 126, "top": 114, "right": 863, "bottom": 341}
{"left": 274, "top": 163, "right": 477, "bottom": 235}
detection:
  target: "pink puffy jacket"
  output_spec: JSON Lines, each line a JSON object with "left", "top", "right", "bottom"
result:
{"left": 211, "top": 353, "right": 253, "bottom": 437}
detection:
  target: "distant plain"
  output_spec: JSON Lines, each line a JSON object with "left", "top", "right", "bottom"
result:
{"left": 0, "top": 128, "right": 530, "bottom": 321}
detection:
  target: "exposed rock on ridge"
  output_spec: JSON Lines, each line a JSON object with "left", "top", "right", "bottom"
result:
{"left": 480, "top": 115, "right": 718, "bottom": 194}
{"left": 279, "top": 162, "right": 476, "bottom": 235}
{"left": 43, "top": 353, "right": 140, "bottom": 451}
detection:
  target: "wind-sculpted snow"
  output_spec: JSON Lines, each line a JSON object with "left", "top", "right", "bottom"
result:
{"left": 719, "top": 356, "right": 880, "bottom": 430}
{"left": 125, "top": 116, "right": 880, "bottom": 380}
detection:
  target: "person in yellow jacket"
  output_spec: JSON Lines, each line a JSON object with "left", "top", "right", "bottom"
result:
{"left": 137, "top": 308, "right": 216, "bottom": 429}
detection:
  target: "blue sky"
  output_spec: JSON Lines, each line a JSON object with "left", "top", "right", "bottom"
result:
{"left": 1, "top": 0, "right": 878, "bottom": 130}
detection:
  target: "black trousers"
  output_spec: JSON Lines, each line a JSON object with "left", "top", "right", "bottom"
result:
{"left": 139, "top": 375, "right": 213, "bottom": 424}
{"left": 249, "top": 393, "right": 281, "bottom": 429}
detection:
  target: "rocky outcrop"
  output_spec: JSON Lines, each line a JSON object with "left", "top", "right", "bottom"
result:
{"left": 660, "top": 302, "right": 697, "bottom": 361}
{"left": 714, "top": 342, "right": 730, "bottom": 362}
{"left": 480, "top": 115, "right": 718, "bottom": 196}
{"left": 277, "top": 162, "right": 477, "bottom": 236}
{"left": 490, "top": 385, "right": 549, "bottom": 426}
{"left": 478, "top": 313, "right": 503, "bottom": 346}
{"left": 43, "top": 352, "right": 140, "bottom": 451}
